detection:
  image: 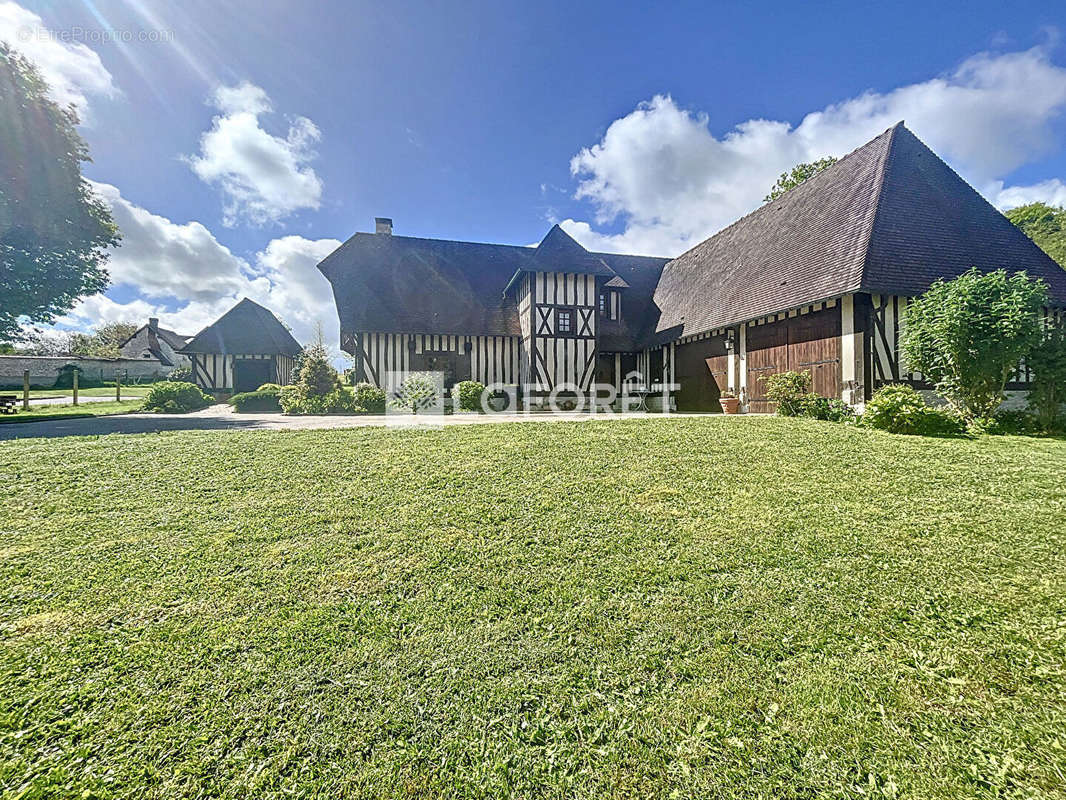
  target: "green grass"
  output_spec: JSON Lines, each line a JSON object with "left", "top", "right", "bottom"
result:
{"left": 1, "top": 418, "right": 1064, "bottom": 799}
{"left": 0, "top": 399, "right": 144, "bottom": 424}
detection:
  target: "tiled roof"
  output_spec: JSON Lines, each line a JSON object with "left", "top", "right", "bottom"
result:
{"left": 649, "top": 123, "right": 1066, "bottom": 343}
{"left": 180, "top": 298, "right": 302, "bottom": 356}
{"left": 317, "top": 225, "right": 668, "bottom": 340}
{"left": 117, "top": 324, "right": 191, "bottom": 366}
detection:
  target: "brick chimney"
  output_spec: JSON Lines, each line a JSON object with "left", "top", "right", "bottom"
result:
{"left": 148, "top": 317, "right": 159, "bottom": 332}
{"left": 375, "top": 217, "right": 393, "bottom": 235}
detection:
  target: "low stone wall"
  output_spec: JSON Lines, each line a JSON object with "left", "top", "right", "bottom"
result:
{"left": 0, "top": 355, "right": 173, "bottom": 388}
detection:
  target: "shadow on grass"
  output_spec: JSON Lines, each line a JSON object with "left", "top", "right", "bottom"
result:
{"left": 0, "top": 410, "right": 132, "bottom": 425}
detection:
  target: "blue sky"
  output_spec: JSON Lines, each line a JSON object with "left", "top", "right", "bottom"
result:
{"left": 5, "top": 0, "right": 1066, "bottom": 347}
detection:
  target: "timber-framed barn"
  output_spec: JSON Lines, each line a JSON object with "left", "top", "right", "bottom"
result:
{"left": 179, "top": 298, "right": 301, "bottom": 394}
{"left": 317, "top": 123, "right": 1066, "bottom": 412}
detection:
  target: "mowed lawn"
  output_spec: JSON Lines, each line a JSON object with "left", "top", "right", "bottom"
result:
{"left": 2, "top": 418, "right": 1065, "bottom": 799}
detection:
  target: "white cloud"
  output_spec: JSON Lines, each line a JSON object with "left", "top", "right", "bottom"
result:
{"left": 0, "top": 1, "right": 117, "bottom": 113}
{"left": 185, "top": 81, "right": 323, "bottom": 227}
{"left": 56, "top": 183, "right": 341, "bottom": 353}
{"left": 253, "top": 235, "right": 343, "bottom": 348}
{"left": 991, "top": 178, "right": 1066, "bottom": 210}
{"left": 89, "top": 181, "right": 250, "bottom": 301}
{"left": 566, "top": 46, "right": 1066, "bottom": 256}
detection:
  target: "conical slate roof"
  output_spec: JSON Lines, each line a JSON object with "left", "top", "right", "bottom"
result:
{"left": 650, "top": 123, "right": 1066, "bottom": 341}
{"left": 180, "top": 298, "right": 302, "bottom": 356}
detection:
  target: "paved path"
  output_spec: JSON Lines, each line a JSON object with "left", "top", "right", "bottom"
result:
{"left": 27, "top": 395, "right": 124, "bottom": 406}
{"left": 0, "top": 405, "right": 723, "bottom": 441}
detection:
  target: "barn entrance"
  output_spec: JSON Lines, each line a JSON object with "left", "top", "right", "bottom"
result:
{"left": 421, "top": 351, "right": 470, "bottom": 390}
{"left": 674, "top": 336, "right": 727, "bottom": 411}
{"left": 745, "top": 307, "right": 841, "bottom": 413}
{"left": 234, "top": 358, "right": 273, "bottom": 393}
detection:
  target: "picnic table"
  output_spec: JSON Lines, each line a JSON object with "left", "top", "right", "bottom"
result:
{"left": 0, "top": 395, "right": 19, "bottom": 414}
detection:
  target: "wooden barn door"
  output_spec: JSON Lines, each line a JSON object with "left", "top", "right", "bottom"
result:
{"left": 746, "top": 323, "right": 788, "bottom": 413}
{"left": 703, "top": 337, "right": 730, "bottom": 397}
{"left": 744, "top": 308, "right": 841, "bottom": 413}
{"left": 788, "top": 310, "right": 841, "bottom": 399}
{"left": 675, "top": 337, "right": 725, "bottom": 411}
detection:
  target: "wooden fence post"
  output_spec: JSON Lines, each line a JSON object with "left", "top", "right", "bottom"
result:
{"left": 115, "top": 372, "right": 121, "bottom": 402}
{"left": 22, "top": 370, "right": 29, "bottom": 410}
{"left": 73, "top": 370, "right": 79, "bottom": 406}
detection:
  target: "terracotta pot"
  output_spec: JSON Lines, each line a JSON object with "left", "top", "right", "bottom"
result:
{"left": 719, "top": 396, "right": 740, "bottom": 414}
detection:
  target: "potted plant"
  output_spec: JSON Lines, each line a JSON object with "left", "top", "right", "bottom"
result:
{"left": 719, "top": 389, "right": 740, "bottom": 414}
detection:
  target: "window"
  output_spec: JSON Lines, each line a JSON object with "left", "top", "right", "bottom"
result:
{"left": 555, "top": 307, "right": 574, "bottom": 335}
{"left": 600, "top": 290, "right": 619, "bottom": 320}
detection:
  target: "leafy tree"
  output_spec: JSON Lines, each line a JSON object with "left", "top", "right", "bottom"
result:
{"left": 764, "top": 157, "right": 838, "bottom": 203}
{"left": 13, "top": 329, "right": 76, "bottom": 355}
{"left": 1027, "top": 326, "right": 1066, "bottom": 432}
{"left": 901, "top": 268, "right": 1048, "bottom": 421}
{"left": 1005, "top": 202, "right": 1066, "bottom": 269}
{"left": 0, "top": 44, "right": 120, "bottom": 341}
{"left": 68, "top": 321, "right": 138, "bottom": 358}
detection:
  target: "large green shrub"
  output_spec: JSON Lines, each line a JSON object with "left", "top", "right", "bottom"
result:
{"left": 353, "top": 382, "right": 386, "bottom": 414}
{"left": 256, "top": 382, "right": 281, "bottom": 393}
{"left": 167, "top": 366, "right": 194, "bottom": 384}
{"left": 453, "top": 380, "right": 486, "bottom": 411}
{"left": 229, "top": 389, "right": 282, "bottom": 413}
{"left": 141, "top": 381, "right": 212, "bottom": 413}
{"left": 901, "top": 268, "right": 1047, "bottom": 420}
{"left": 762, "top": 370, "right": 812, "bottom": 416}
{"left": 280, "top": 385, "right": 362, "bottom": 414}
{"left": 1027, "top": 326, "right": 1066, "bottom": 432}
{"left": 860, "top": 384, "right": 963, "bottom": 436}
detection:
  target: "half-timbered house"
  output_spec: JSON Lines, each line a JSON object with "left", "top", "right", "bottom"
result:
{"left": 318, "top": 124, "right": 1066, "bottom": 411}
{"left": 179, "top": 298, "right": 301, "bottom": 394}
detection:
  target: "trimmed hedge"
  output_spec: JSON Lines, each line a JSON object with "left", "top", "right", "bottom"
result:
{"left": 280, "top": 385, "right": 364, "bottom": 415}
{"left": 353, "top": 383, "right": 386, "bottom": 414}
{"left": 142, "top": 381, "right": 213, "bottom": 414}
{"left": 229, "top": 389, "right": 282, "bottom": 413}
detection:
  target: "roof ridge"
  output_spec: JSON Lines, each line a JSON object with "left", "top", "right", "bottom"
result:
{"left": 853, "top": 123, "right": 902, "bottom": 291}
{"left": 662, "top": 123, "right": 902, "bottom": 268}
